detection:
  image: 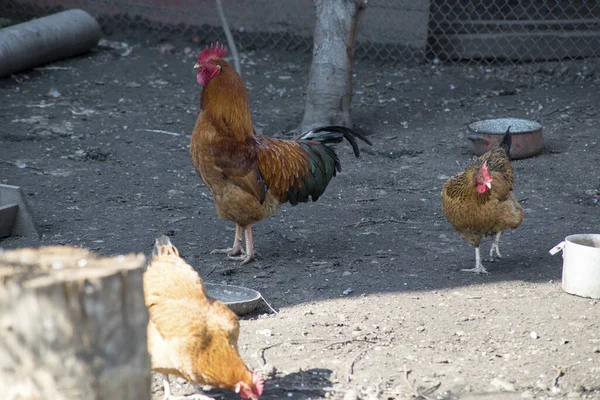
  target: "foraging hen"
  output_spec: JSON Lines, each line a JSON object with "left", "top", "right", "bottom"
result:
{"left": 144, "top": 235, "right": 264, "bottom": 399}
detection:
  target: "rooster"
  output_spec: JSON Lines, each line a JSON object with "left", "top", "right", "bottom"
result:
{"left": 190, "top": 43, "right": 371, "bottom": 264}
{"left": 144, "top": 235, "right": 264, "bottom": 400}
{"left": 441, "top": 127, "right": 524, "bottom": 274}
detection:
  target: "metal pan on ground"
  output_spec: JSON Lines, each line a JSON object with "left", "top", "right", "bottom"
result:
{"left": 205, "top": 283, "right": 262, "bottom": 316}
{"left": 467, "top": 117, "right": 543, "bottom": 159}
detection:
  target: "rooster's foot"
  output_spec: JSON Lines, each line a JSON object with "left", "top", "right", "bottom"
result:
{"left": 227, "top": 251, "right": 258, "bottom": 265}
{"left": 210, "top": 246, "right": 245, "bottom": 257}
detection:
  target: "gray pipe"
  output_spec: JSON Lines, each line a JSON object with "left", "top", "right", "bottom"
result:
{"left": 0, "top": 9, "right": 102, "bottom": 78}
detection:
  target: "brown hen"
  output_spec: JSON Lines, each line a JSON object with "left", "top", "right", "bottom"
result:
{"left": 144, "top": 235, "right": 264, "bottom": 400}
{"left": 441, "top": 127, "right": 524, "bottom": 274}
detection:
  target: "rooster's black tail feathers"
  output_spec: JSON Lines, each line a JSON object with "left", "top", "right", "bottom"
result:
{"left": 298, "top": 126, "right": 372, "bottom": 158}
{"left": 286, "top": 126, "right": 371, "bottom": 205}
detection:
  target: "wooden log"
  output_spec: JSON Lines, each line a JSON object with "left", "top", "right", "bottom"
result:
{"left": 0, "top": 246, "right": 150, "bottom": 400}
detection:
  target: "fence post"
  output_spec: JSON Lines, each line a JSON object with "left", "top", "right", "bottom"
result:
{"left": 0, "top": 246, "right": 150, "bottom": 400}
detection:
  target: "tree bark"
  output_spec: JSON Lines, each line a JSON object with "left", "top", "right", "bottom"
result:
{"left": 300, "top": 0, "right": 368, "bottom": 132}
{"left": 0, "top": 246, "right": 150, "bottom": 400}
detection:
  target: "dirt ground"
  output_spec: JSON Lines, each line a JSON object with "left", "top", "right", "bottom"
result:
{"left": 1, "top": 30, "right": 600, "bottom": 400}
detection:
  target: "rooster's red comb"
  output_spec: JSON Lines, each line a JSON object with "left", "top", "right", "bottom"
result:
{"left": 197, "top": 41, "right": 228, "bottom": 63}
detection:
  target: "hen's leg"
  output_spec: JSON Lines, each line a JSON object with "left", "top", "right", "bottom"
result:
{"left": 461, "top": 247, "right": 489, "bottom": 274}
{"left": 210, "top": 224, "right": 244, "bottom": 256}
{"left": 228, "top": 224, "right": 258, "bottom": 264}
{"left": 489, "top": 232, "right": 503, "bottom": 261}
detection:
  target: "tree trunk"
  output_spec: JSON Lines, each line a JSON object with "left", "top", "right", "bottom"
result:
{"left": 0, "top": 246, "right": 150, "bottom": 400}
{"left": 300, "top": 0, "right": 368, "bottom": 132}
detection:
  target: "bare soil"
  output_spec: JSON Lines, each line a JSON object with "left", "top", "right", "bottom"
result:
{"left": 1, "top": 32, "right": 599, "bottom": 400}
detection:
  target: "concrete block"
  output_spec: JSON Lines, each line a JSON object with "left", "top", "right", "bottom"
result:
{"left": 0, "top": 184, "right": 40, "bottom": 239}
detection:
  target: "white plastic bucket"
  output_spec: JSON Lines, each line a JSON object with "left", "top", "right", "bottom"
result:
{"left": 550, "top": 234, "right": 600, "bottom": 299}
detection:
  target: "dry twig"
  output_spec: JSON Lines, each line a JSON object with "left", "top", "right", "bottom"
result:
{"left": 551, "top": 362, "right": 579, "bottom": 388}
{"left": 403, "top": 365, "right": 441, "bottom": 400}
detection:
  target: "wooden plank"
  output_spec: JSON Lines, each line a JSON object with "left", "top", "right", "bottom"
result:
{"left": 0, "top": 247, "right": 150, "bottom": 400}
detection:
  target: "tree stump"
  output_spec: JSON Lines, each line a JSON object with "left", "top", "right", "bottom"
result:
{"left": 0, "top": 246, "right": 150, "bottom": 400}
{"left": 300, "top": 0, "right": 368, "bottom": 132}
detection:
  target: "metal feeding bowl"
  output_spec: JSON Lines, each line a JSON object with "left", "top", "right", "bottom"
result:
{"left": 205, "top": 283, "right": 262, "bottom": 316}
{"left": 467, "top": 117, "right": 543, "bottom": 159}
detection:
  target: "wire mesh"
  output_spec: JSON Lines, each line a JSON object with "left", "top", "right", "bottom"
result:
{"left": 2, "top": 0, "right": 600, "bottom": 65}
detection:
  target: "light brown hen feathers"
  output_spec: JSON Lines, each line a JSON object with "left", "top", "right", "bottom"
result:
{"left": 144, "top": 236, "right": 254, "bottom": 391}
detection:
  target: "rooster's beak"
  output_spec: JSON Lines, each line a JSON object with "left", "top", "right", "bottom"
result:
{"left": 485, "top": 182, "right": 492, "bottom": 189}
{"left": 193, "top": 63, "right": 201, "bottom": 69}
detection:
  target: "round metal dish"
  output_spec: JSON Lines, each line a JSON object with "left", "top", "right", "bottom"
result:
{"left": 467, "top": 117, "right": 543, "bottom": 159}
{"left": 205, "top": 283, "right": 262, "bottom": 316}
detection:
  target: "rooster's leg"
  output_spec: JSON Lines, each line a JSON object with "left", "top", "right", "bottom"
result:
{"left": 461, "top": 247, "right": 489, "bottom": 274}
{"left": 489, "top": 232, "right": 503, "bottom": 261}
{"left": 210, "top": 224, "right": 244, "bottom": 256}
{"left": 227, "top": 224, "right": 258, "bottom": 264}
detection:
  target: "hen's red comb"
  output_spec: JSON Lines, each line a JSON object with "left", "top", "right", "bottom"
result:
{"left": 253, "top": 370, "right": 265, "bottom": 396}
{"left": 197, "top": 41, "right": 228, "bottom": 63}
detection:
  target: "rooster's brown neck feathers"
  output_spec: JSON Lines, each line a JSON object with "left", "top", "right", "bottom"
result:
{"left": 200, "top": 60, "right": 254, "bottom": 140}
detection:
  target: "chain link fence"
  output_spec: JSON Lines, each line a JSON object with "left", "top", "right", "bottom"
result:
{"left": 2, "top": 0, "right": 600, "bottom": 65}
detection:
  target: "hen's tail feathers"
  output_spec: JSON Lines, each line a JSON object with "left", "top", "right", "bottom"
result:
{"left": 152, "top": 235, "right": 179, "bottom": 258}
{"left": 297, "top": 126, "right": 372, "bottom": 158}
{"left": 501, "top": 126, "right": 512, "bottom": 159}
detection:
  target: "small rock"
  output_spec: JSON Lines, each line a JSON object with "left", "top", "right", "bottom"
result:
{"left": 536, "top": 382, "right": 549, "bottom": 391}
{"left": 343, "top": 288, "right": 353, "bottom": 295}
{"left": 342, "top": 271, "right": 352, "bottom": 276}
{"left": 520, "top": 390, "right": 535, "bottom": 398}
{"left": 47, "top": 88, "right": 61, "bottom": 98}
{"left": 530, "top": 331, "right": 539, "bottom": 339}
{"left": 343, "top": 389, "right": 358, "bottom": 400}
{"left": 491, "top": 378, "right": 516, "bottom": 392}
{"left": 159, "top": 43, "right": 176, "bottom": 54}
{"left": 567, "top": 391, "right": 581, "bottom": 398}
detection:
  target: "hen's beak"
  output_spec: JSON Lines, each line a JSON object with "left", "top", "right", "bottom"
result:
{"left": 193, "top": 63, "right": 201, "bottom": 69}
{"left": 485, "top": 182, "right": 492, "bottom": 189}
